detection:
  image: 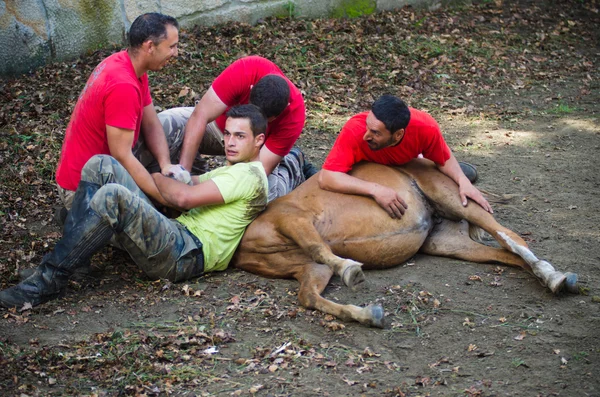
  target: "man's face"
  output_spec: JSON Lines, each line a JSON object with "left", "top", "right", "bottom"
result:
{"left": 149, "top": 24, "right": 179, "bottom": 71}
{"left": 363, "top": 111, "right": 403, "bottom": 151}
{"left": 223, "top": 117, "right": 263, "bottom": 164}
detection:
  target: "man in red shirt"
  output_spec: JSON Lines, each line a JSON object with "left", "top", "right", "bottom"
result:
{"left": 319, "top": 95, "right": 492, "bottom": 218}
{"left": 158, "top": 56, "right": 314, "bottom": 202}
{"left": 55, "top": 13, "right": 185, "bottom": 211}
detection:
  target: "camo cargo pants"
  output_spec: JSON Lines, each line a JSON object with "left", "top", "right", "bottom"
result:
{"left": 81, "top": 155, "right": 204, "bottom": 282}
{"left": 158, "top": 107, "right": 306, "bottom": 202}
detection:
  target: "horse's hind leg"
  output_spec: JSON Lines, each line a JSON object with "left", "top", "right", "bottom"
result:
{"left": 278, "top": 211, "right": 365, "bottom": 289}
{"left": 421, "top": 218, "right": 531, "bottom": 266}
{"left": 409, "top": 163, "right": 578, "bottom": 293}
{"left": 295, "top": 263, "right": 384, "bottom": 328}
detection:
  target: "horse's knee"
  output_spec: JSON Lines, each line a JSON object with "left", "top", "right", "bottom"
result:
{"left": 297, "top": 288, "right": 318, "bottom": 310}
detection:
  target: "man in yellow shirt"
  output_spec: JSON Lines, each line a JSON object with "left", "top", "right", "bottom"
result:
{"left": 1, "top": 105, "right": 268, "bottom": 309}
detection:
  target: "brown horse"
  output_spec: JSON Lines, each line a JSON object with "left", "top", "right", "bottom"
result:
{"left": 232, "top": 160, "right": 578, "bottom": 328}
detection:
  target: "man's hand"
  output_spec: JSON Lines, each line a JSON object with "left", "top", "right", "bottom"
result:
{"left": 162, "top": 164, "right": 192, "bottom": 185}
{"left": 372, "top": 184, "right": 408, "bottom": 219}
{"left": 459, "top": 183, "right": 493, "bottom": 213}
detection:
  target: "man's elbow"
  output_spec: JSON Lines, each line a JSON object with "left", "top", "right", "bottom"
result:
{"left": 318, "top": 170, "right": 336, "bottom": 191}
{"left": 317, "top": 171, "right": 328, "bottom": 190}
{"left": 176, "top": 192, "right": 197, "bottom": 211}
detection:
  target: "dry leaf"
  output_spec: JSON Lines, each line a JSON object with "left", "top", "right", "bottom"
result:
{"left": 178, "top": 87, "right": 190, "bottom": 98}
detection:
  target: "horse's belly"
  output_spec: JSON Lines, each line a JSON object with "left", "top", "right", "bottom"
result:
{"left": 319, "top": 195, "right": 433, "bottom": 269}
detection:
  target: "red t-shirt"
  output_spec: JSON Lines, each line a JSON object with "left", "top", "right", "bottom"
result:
{"left": 212, "top": 56, "right": 305, "bottom": 157}
{"left": 55, "top": 50, "right": 152, "bottom": 190}
{"left": 323, "top": 109, "right": 451, "bottom": 172}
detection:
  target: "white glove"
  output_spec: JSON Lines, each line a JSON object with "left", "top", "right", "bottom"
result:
{"left": 163, "top": 164, "right": 192, "bottom": 185}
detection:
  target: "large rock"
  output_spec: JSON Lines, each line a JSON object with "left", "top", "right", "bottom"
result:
{"left": 0, "top": 0, "right": 441, "bottom": 76}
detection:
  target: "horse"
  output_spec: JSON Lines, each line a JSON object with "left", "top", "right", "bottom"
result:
{"left": 232, "top": 160, "right": 579, "bottom": 328}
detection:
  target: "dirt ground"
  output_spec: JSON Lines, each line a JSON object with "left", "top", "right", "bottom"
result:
{"left": 0, "top": 1, "right": 599, "bottom": 396}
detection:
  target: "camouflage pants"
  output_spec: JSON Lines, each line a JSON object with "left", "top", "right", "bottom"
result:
{"left": 158, "top": 107, "right": 306, "bottom": 202}
{"left": 81, "top": 155, "right": 204, "bottom": 282}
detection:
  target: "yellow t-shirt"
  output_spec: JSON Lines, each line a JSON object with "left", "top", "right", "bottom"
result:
{"left": 176, "top": 161, "right": 268, "bottom": 272}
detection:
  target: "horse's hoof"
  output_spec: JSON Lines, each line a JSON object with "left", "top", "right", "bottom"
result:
{"left": 342, "top": 264, "right": 365, "bottom": 290}
{"left": 563, "top": 272, "right": 579, "bottom": 294}
{"left": 368, "top": 304, "right": 385, "bottom": 328}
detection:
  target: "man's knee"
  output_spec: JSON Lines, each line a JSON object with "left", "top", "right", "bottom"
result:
{"left": 81, "top": 155, "right": 121, "bottom": 183}
{"left": 158, "top": 107, "right": 194, "bottom": 133}
{"left": 89, "top": 184, "right": 130, "bottom": 218}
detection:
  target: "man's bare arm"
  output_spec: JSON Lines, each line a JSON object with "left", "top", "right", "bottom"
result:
{"left": 318, "top": 169, "right": 407, "bottom": 218}
{"left": 179, "top": 87, "right": 228, "bottom": 171}
{"left": 106, "top": 125, "right": 167, "bottom": 205}
{"left": 259, "top": 146, "right": 283, "bottom": 176}
{"left": 437, "top": 153, "right": 492, "bottom": 213}
{"left": 153, "top": 173, "right": 224, "bottom": 210}
{"left": 140, "top": 103, "right": 172, "bottom": 172}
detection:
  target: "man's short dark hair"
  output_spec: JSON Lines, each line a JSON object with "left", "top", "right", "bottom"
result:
{"left": 249, "top": 75, "right": 290, "bottom": 119}
{"left": 371, "top": 95, "right": 411, "bottom": 134}
{"left": 226, "top": 104, "right": 267, "bottom": 137}
{"left": 128, "top": 13, "right": 179, "bottom": 49}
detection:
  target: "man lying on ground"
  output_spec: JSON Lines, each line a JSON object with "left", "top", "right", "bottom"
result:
{"left": 0, "top": 105, "right": 268, "bottom": 309}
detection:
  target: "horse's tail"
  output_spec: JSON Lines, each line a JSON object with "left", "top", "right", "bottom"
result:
{"left": 469, "top": 223, "right": 485, "bottom": 242}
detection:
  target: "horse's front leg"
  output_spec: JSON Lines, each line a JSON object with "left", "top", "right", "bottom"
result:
{"left": 278, "top": 210, "right": 366, "bottom": 289}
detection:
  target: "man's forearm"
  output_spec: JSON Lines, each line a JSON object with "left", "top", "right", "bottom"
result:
{"left": 153, "top": 173, "right": 185, "bottom": 209}
{"left": 318, "top": 169, "right": 379, "bottom": 198}
{"left": 154, "top": 174, "right": 224, "bottom": 210}
{"left": 119, "top": 155, "right": 166, "bottom": 205}
{"left": 437, "top": 154, "right": 469, "bottom": 187}
{"left": 179, "top": 110, "right": 207, "bottom": 171}
{"left": 143, "top": 127, "right": 171, "bottom": 169}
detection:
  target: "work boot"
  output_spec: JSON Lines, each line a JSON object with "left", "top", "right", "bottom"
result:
{"left": 0, "top": 209, "right": 113, "bottom": 309}
{"left": 53, "top": 206, "right": 68, "bottom": 228}
{"left": 290, "top": 147, "right": 319, "bottom": 180}
{"left": 21, "top": 182, "right": 99, "bottom": 282}
{"left": 459, "top": 162, "right": 478, "bottom": 184}
{"left": 62, "top": 181, "right": 100, "bottom": 233}
{"left": 18, "top": 264, "right": 93, "bottom": 281}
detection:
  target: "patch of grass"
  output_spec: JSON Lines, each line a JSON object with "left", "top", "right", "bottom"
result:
{"left": 414, "top": 36, "right": 452, "bottom": 59}
{"left": 573, "top": 351, "right": 589, "bottom": 360}
{"left": 547, "top": 102, "right": 576, "bottom": 114}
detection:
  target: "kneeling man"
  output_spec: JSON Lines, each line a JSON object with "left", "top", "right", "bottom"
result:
{"left": 1, "top": 105, "right": 268, "bottom": 309}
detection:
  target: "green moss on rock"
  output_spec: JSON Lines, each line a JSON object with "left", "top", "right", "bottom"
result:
{"left": 331, "top": 0, "right": 377, "bottom": 19}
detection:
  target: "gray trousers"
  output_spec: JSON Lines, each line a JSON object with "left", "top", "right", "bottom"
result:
{"left": 158, "top": 107, "right": 306, "bottom": 202}
{"left": 82, "top": 155, "right": 204, "bottom": 282}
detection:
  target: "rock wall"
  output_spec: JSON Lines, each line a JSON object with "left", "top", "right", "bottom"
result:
{"left": 0, "top": 0, "right": 446, "bottom": 76}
